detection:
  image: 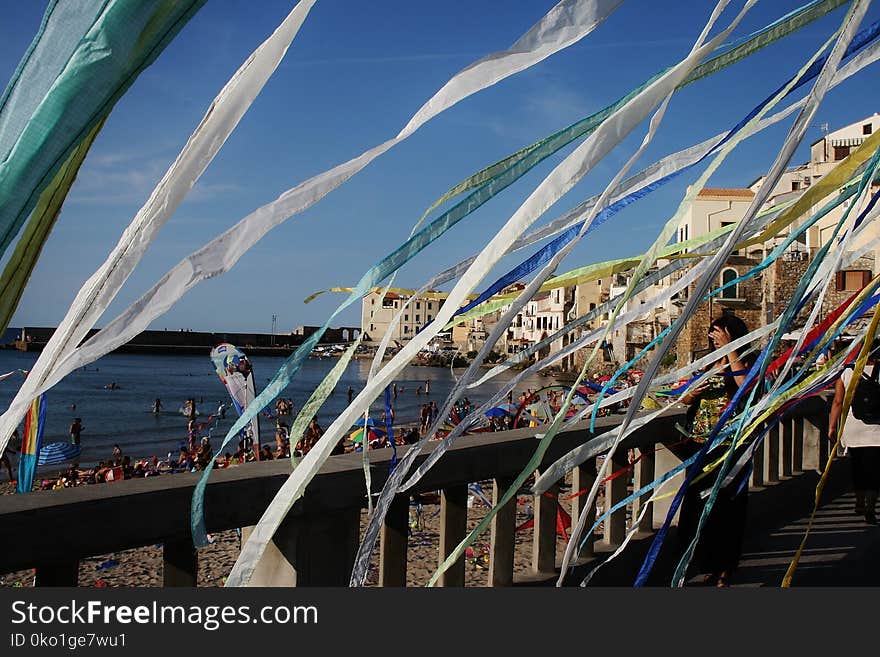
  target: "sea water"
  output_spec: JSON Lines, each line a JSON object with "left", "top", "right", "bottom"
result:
{"left": 0, "top": 350, "right": 550, "bottom": 468}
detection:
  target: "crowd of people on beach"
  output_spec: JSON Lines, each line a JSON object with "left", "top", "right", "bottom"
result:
{"left": 0, "top": 376, "right": 625, "bottom": 493}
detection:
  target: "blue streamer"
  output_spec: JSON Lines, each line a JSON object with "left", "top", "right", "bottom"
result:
{"left": 384, "top": 385, "right": 397, "bottom": 474}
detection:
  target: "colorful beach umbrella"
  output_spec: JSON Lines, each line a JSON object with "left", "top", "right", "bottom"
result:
{"left": 37, "top": 441, "right": 81, "bottom": 466}
{"left": 353, "top": 417, "right": 377, "bottom": 427}
{"left": 349, "top": 427, "right": 386, "bottom": 444}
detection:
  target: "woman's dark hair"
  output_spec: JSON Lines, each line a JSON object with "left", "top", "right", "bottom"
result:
{"left": 710, "top": 314, "right": 749, "bottom": 341}
{"left": 709, "top": 313, "right": 752, "bottom": 396}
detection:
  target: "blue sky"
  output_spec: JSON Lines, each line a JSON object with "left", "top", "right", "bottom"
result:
{"left": 3, "top": 0, "right": 880, "bottom": 334}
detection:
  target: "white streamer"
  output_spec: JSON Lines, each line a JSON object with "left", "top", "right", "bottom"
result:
{"left": 0, "top": 0, "right": 319, "bottom": 454}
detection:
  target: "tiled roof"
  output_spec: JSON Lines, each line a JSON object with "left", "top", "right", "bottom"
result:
{"left": 697, "top": 187, "right": 755, "bottom": 198}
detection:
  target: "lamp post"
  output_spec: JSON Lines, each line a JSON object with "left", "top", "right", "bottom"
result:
{"left": 271, "top": 314, "right": 277, "bottom": 346}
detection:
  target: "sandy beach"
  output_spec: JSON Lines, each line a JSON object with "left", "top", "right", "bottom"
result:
{"left": 0, "top": 476, "right": 604, "bottom": 588}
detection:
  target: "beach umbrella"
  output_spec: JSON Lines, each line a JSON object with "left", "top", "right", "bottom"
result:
{"left": 349, "top": 427, "right": 386, "bottom": 443}
{"left": 37, "top": 441, "right": 81, "bottom": 466}
{"left": 353, "top": 417, "right": 376, "bottom": 427}
{"left": 485, "top": 407, "right": 508, "bottom": 418}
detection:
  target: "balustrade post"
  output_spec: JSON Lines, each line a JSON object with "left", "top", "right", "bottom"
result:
{"left": 604, "top": 450, "right": 629, "bottom": 547}
{"left": 163, "top": 538, "right": 198, "bottom": 587}
{"left": 240, "top": 525, "right": 297, "bottom": 586}
{"left": 817, "top": 415, "right": 830, "bottom": 469}
{"left": 250, "top": 508, "right": 360, "bottom": 586}
{"left": 633, "top": 445, "right": 656, "bottom": 533}
{"left": 802, "top": 417, "right": 821, "bottom": 472}
{"left": 781, "top": 418, "right": 793, "bottom": 478}
{"left": 792, "top": 416, "right": 804, "bottom": 472}
{"left": 571, "top": 460, "right": 597, "bottom": 559}
{"left": 751, "top": 431, "right": 765, "bottom": 487}
{"left": 379, "top": 495, "right": 409, "bottom": 587}
{"left": 489, "top": 477, "right": 516, "bottom": 587}
{"left": 34, "top": 559, "right": 79, "bottom": 587}
{"left": 438, "top": 485, "right": 467, "bottom": 587}
{"left": 533, "top": 472, "right": 559, "bottom": 575}
{"left": 766, "top": 425, "right": 780, "bottom": 483}
{"left": 653, "top": 444, "right": 683, "bottom": 527}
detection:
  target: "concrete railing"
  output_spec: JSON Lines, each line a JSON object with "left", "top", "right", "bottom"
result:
{"left": 0, "top": 397, "right": 830, "bottom": 587}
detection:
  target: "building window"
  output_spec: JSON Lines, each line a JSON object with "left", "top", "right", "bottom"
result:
{"left": 721, "top": 268, "right": 738, "bottom": 299}
{"left": 865, "top": 123, "right": 873, "bottom": 135}
{"left": 791, "top": 180, "right": 800, "bottom": 191}
{"left": 416, "top": 302, "right": 421, "bottom": 309}
{"left": 834, "top": 145, "right": 851, "bottom": 161}
{"left": 415, "top": 315, "right": 420, "bottom": 322}
{"left": 382, "top": 298, "right": 394, "bottom": 308}
{"left": 404, "top": 326, "right": 410, "bottom": 333}
{"left": 428, "top": 302, "right": 433, "bottom": 310}
{"left": 371, "top": 299, "right": 375, "bottom": 305}
{"left": 427, "top": 315, "right": 432, "bottom": 321}
{"left": 836, "top": 270, "right": 871, "bottom": 291}
{"left": 589, "top": 303, "right": 596, "bottom": 311}
{"left": 370, "top": 324, "right": 374, "bottom": 331}
{"left": 404, "top": 314, "right": 409, "bottom": 321}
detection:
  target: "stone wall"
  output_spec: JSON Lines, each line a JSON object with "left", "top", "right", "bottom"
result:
{"left": 821, "top": 254, "right": 875, "bottom": 320}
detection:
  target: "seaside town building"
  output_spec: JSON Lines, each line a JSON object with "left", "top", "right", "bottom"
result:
{"left": 360, "top": 291, "right": 445, "bottom": 345}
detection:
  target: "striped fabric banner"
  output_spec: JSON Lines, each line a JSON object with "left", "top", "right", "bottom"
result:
{"left": 17, "top": 393, "right": 46, "bottom": 494}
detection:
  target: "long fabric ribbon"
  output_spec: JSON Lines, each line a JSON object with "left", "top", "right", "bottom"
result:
{"left": 0, "top": 0, "right": 207, "bottom": 260}
{"left": 422, "top": 2, "right": 836, "bottom": 570}
{"left": 782, "top": 305, "right": 880, "bottom": 585}
{"left": 0, "top": 119, "right": 104, "bottom": 333}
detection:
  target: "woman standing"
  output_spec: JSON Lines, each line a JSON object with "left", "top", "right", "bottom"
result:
{"left": 829, "top": 339, "right": 880, "bottom": 525}
{"left": 678, "top": 314, "right": 754, "bottom": 587}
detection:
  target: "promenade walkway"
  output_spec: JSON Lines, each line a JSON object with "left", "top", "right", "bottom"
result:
{"left": 551, "top": 455, "right": 880, "bottom": 587}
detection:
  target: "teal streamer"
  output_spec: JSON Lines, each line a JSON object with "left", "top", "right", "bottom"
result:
{"left": 0, "top": 0, "right": 207, "bottom": 260}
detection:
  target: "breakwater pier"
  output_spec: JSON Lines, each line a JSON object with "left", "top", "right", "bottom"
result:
{"left": 5, "top": 326, "right": 361, "bottom": 357}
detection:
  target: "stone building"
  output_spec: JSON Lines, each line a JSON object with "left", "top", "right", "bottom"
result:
{"left": 360, "top": 291, "right": 445, "bottom": 345}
